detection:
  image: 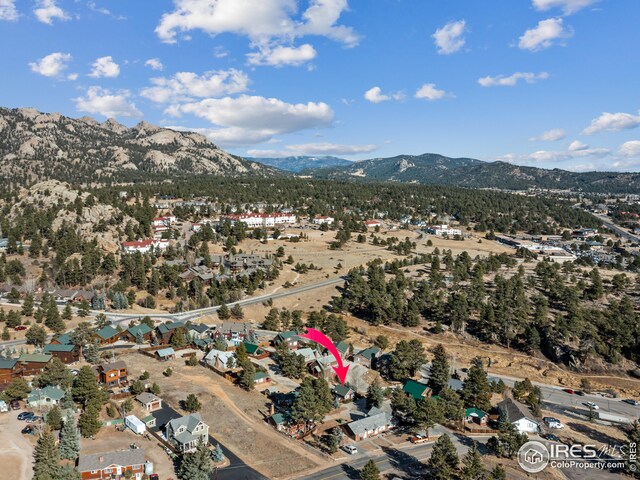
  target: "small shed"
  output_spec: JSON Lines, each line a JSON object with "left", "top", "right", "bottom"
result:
{"left": 125, "top": 415, "right": 146, "bottom": 435}
{"left": 155, "top": 347, "right": 176, "bottom": 361}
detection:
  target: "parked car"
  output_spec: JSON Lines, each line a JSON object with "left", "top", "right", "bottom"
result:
{"left": 10, "top": 399, "right": 20, "bottom": 410}
{"left": 575, "top": 390, "right": 585, "bottom": 396}
{"left": 14, "top": 325, "right": 27, "bottom": 331}
{"left": 21, "top": 426, "right": 36, "bottom": 435}
{"left": 543, "top": 416, "right": 560, "bottom": 424}
{"left": 26, "top": 415, "right": 42, "bottom": 423}
{"left": 584, "top": 402, "right": 600, "bottom": 410}
{"left": 17, "top": 411, "right": 34, "bottom": 421}
{"left": 342, "top": 445, "right": 358, "bottom": 455}
{"left": 149, "top": 475, "right": 159, "bottom": 480}
{"left": 622, "top": 399, "right": 639, "bottom": 406}
{"left": 563, "top": 389, "right": 575, "bottom": 394}
{"left": 409, "top": 434, "right": 429, "bottom": 444}
{"left": 543, "top": 433, "right": 562, "bottom": 442}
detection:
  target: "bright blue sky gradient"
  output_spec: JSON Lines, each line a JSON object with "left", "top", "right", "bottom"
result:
{"left": 1, "top": 0, "right": 639, "bottom": 171}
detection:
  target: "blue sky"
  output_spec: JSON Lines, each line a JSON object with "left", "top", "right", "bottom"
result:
{"left": 1, "top": 0, "right": 640, "bottom": 171}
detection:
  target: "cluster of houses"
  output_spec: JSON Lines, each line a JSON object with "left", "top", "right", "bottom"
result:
{"left": 424, "top": 224, "right": 463, "bottom": 237}
{"left": 222, "top": 213, "right": 297, "bottom": 228}
{"left": 176, "top": 253, "right": 275, "bottom": 283}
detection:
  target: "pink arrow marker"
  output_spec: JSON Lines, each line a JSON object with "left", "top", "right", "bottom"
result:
{"left": 299, "top": 328, "right": 350, "bottom": 385}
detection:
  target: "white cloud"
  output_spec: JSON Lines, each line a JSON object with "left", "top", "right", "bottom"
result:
{"left": 141, "top": 69, "right": 250, "bottom": 103}
{"left": 167, "top": 94, "right": 334, "bottom": 146}
{"left": 530, "top": 128, "right": 566, "bottom": 141}
{"left": 617, "top": 141, "right": 640, "bottom": 158}
{"left": 29, "top": 52, "right": 72, "bottom": 78}
{"left": 583, "top": 111, "right": 640, "bottom": 135}
{"left": 432, "top": 20, "right": 466, "bottom": 55}
{"left": 0, "top": 0, "right": 18, "bottom": 21}
{"left": 532, "top": 0, "right": 599, "bottom": 15}
{"left": 155, "top": 0, "right": 358, "bottom": 67}
{"left": 478, "top": 71, "right": 549, "bottom": 87}
{"left": 74, "top": 86, "right": 142, "bottom": 119}
{"left": 415, "top": 83, "right": 449, "bottom": 101}
{"left": 248, "top": 142, "right": 377, "bottom": 157}
{"left": 34, "top": 0, "right": 69, "bottom": 25}
{"left": 497, "top": 143, "right": 609, "bottom": 164}
{"left": 144, "top": 58, "right": 164, "bottom": 71}
{"left": 67, "top": 73, "right": 78, "bottom": 81}
{"left": 364, "top": 86, "right": 405, "bottom": 104}
{"left": 568, "top": 140, "right": 588, "bottom": 151}
{"left": 518, "top": 18, "right": 572, "bottom": 51}
{"left": 89, "top": 56, "right": 121, "bottom": 78}
{"left": 247, "top": 43, "right": 317, "bottom": 67}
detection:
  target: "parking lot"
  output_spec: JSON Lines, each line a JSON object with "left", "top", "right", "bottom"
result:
{"left": 0, "top": 408, "right": 36, "bottom": 480}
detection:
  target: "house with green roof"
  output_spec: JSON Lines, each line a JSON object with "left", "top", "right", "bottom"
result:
{"left": 465, "top": 407, "right": 488, "bottom": 426}
{"left": 156, "top": 321, "right": 185, "bottom": 344}
{"left": 244, "top": 342, "right": 269, "bottom": 359}
{"left": 354, "top": 346, "right": 381, "bottom": 369}
{"left": 51, "top": 333, "right": 73, "bottom": 345}
{"left": 18, "top": 353, "right": 53, "bottom": 376}
{"left": 94, "top": 325, "right": 120, "bottom": 345}
{"left": 43, "top": 343, "right": 80, "bottom": 364}
{"left": 333, "top": 384, "right": 355, "bottom": 403}
{"left": 123, "top": 323, "right": 153, "bottom": 343}
{"left": 0, "top": 358, "right": 19, "bottom": 385}
{"left": 254, "top": 371, "right": 271, "bottom": 384}
{"left": 403, "top": 380, "right": 432, "bottom": 401}
{"left": 272, "top": 331, "right": 303, "bottom": 350}
{"left": 335, "top": 341, "right": 350, "bottom": 357}
{"left": 27, "top": 385, "right": 65, "bottom": 407}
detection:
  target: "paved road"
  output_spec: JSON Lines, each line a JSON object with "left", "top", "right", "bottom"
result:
{"left": 151, "top": 403, "right": 267, "bottom": 480}
{"left": 591, "top": 213, "right": 640, "bottom": 243}
{"left": 488, "top": 373, "right": 640, "bottom": 422}
{"left": 100, "top": 275, "right": 346, "bottom": 325}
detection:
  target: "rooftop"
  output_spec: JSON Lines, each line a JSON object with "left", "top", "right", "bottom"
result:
{"left": 78, "top": 449, "right": 147, "bottom": 472}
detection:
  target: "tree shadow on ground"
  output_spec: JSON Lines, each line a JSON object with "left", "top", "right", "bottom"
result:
{"left": 566, "top": 422, "right": 623, "bottom": 447}
{"left": 381, "top": 445, "right": 425, "bottom": 477}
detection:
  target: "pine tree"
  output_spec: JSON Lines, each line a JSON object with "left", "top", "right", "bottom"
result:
{"left": 461, "top": 357, "right": 492, "bottom": 411}
{"left": 429, "top": 344, "right": 450, "bottom": 394}
{"left": 21, "top": 293, "right": 34, "bottom": 316}
{"left": 184, "top": 393, "right": 201, "bottom": 412}
{"left": 366, "top": 379, "right": 384, "bottom": 409}
{"left": 33, "top": 428, "right": 60, "bottom": 480}
{"left": 212, "top": 443, "right": 225, "bottom": 463}
{"left": 72, "top": 365, "right": 105, "bottom": 407}
{"left": 46, "top": 405, "right": 63, "bottom": 431}
{"left": 359, "top": 459, "right": 380, "bottom": 480}
{"left": 428, "top": 434, "right": 459, "bottom": 480}
{"left": 62, "top": 304, "right": 73, "bottom": 321}
{"left": 60, "top": 417, "right": 80, "bottom": 460}
{"left": 217, "top": 303, "right": 230, "bottom": 320}
{"left": 178, "top": 439, "right": 212, "bottom": 480}
{"left": 231, "top": 303, "right": 244, "bottom": 319}
{"left": 490, "top": 465, "right": 506, "bottom": 480}
{"left": 238, "top": 362, "right": 256, "bottom": 391}
{"left": 58, "top": 464, "right": 80, "bottom": 480}
{"left": 78, "top": 402, "right": 102, "bottom": 438}
{"left": 461, "top": 443, "right": 488, "bottom": 480}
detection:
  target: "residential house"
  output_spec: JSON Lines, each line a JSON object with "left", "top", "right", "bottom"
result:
{"left": 203, "top": 349, "right": 236, "bottom": 370}
{"left": 464, "top": 407, "right": 489, "bottom": 426}
{"left": 353, "top": 346, "right": 380, "bottom": 369}
{"left": 0, "top": 359, "right": 20, "bottom": 386}
{"left": 156, "top": 322, "right": 185, "bottom": 345}
{"left": 294, "top": 347, "right": 318, "bottom": 365}
{"left": 273, "top": 331, "right": 303, "bottom": 350}
{"left": 186, "top": 323, "right": 212, "bottom": 342}
{"left": 254, "top": 371, "right": 271, "bottom": 385}
{"left": 96, "top": 361, "right": 128, "bottom": 387}
{"left": 123, "top": 324, "right": 153, "bottom": 343}
{"left": 214, "top": 322, "right": 253, "bottom": 345}
{"left": 497, "top": 398, "right": 540, "bottom": 433}
{"left": 155, "top": 347, "right": 176, "bottom": 361}
{"left": 166, "top": 413, "right": 209, "bottom": 453}
{"left": 313, "top": 215, "right": 334, "bottom": 225}
{"left": 77, "top": 449, "right": 148, "bottom": 480}
{"left": 310, "top": 355, "right": 339, "bottom": 380}
{"left": 135, "top": 392, "right": 162, "bottom": 412}
{"left": 27, "top": 386, "right": 65, "bottom": 408}
{"left": 50, "top": 333, "right": 73, "bottom": 345}
{"left": 244, "top": 342, "right": 269, "bottom": 359}
{"left": 121, "top": 239, "right": 169, "bottom": 254}
{"left": 335, "top": 341, "right": 350, "bottom": 358}
{"left": 403, "top": 380, "right": 432, "bottom": 401}
{"left": 94, "top": 325, "right": 120, "bottom": 345}
{"left": 43, "top": 343, "right": 81, "bottom": 364}
{"left": 333, "top": 385, "right": 355, "bottom": 403}
{"left": 17, "top": 353, "right": 52, "bottom": 376}
{"left": 364, "top": 220, "right": 382, "bottom": 228}
{"left": 180, "top": 266, "right": 215, "bottom": 285}
{"left": 53, "top": 289, "right": 94, "bottom": 304}
{"left": 346, "top": 408, "right": 394, "bottom": 441}
{"left": 425, "top": 224, "right": 463, "bottom": 237}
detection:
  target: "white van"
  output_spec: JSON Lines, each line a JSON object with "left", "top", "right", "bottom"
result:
{"left": 342, "top": 445, "right": 358, "bottom": 455}
{"left": 0, "top": 400, "right": 8, "bottom": 413}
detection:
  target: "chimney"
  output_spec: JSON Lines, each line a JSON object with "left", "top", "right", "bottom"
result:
{"left": 99, "top": 456, "right": 104, "bottom": 463}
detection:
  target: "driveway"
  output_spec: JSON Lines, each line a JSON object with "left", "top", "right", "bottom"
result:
{"left": 0, "top": 409, "right": 36, "bottom": 480}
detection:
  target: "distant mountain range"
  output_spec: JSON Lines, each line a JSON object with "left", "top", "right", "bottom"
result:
{"left": 0, "top": 107, "right": 276, "bottom": 186}
{"left": 301, "top": 153, "right": 640, "bottom": 193}
{"left": 247, "top": 155, "right": 352, "bottom": 172}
